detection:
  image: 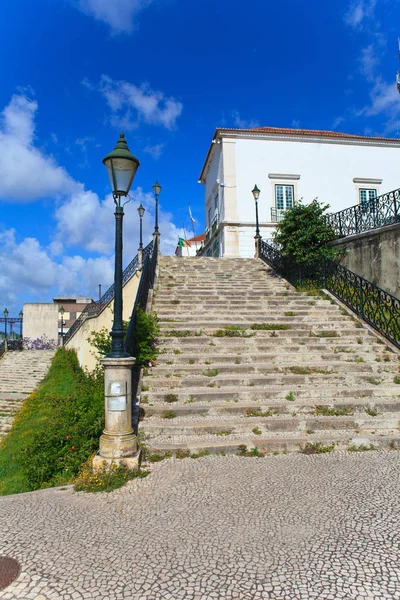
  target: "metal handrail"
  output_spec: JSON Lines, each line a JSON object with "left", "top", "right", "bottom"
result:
{"left": 326, "top": 187, "right": 400, "bottom": 238}
{"left": 64, "top": 242, "right": 152, "bottom": 345}
{"left": 125, "top": 237, "right": 157, "bottom": 356}
{"left": 259, "top": 238, "right": 400, "bottom": 349}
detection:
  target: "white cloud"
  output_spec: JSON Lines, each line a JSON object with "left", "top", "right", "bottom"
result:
{"left": 143, "top": 143, "right": 164, "bottom": 159}
{"left": 232, "top": 110, "right": 260, "bottom": 129}
{"left": 75, "top": 0, "right": 153, "bottom": 34}
{"left": 0, "top": 93, "right": 181, "bottom": 312}
{"left": 93, "top": 75, "right": 183, "bottom": 131}
{"left": 0, "top": 94, "right": 77, "bottom": 201}
{"left": 344, "top": 0, "right": 377, "bottom": 29}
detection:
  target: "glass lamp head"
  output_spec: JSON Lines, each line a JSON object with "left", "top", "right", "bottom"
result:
{"left": 103, "top": 132, "right": 140, "bottom": 197}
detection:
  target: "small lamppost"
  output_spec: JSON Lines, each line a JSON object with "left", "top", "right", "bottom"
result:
{"left": 3, "top": 308, "right": 9, "bottom": 349}
{"left": 19, "top": 311, "right": 23, "bottom": 340}
{"left": 252, "top": 185, "right": 261, "bottom": 257}
{"left": 137, "top": 203, "right": 145, "bottom": 269}
{"left": 59, "top": 306, "right": 65, "bottom": 346}
{"left": 94, "top": 131, "right": 141, "bottom": 471}
{"left": 152, "top": 180, "right": 161, "bottom": 235}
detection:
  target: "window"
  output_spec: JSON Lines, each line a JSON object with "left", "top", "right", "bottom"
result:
{"left": 208, "top": 207, "right": 212, "bottom": 225}
{"left": 275, "top": 185, "right": 294, "bottom": 210}
{"left": 359, "top": 188, "right": 377, "bottom": 204}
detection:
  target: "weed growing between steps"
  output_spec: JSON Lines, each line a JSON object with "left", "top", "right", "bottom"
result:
{"left": 299, "top": 442, "right": 335, "bottom": 454}
{"left": 0, "top": 349, "right": 104, "bottom": 495}
{"left": 251, "top": 323, "right": 292, "bottom": 331}
{"left": 211, "top": 326, "right": 253, "bottom": 338}
{"left": 314, "top": 405, "right": 354, "bottom": 417}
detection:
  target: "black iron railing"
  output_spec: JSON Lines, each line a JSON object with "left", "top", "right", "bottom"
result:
{"left": 326, "top": 187, "right": 400, "bottom": 238}
{"left": 259, "top": 239, "right": 400, "bottom": 349}
{"left": 64, "top": 242, "right": 152, "bottom": 345}
{"left": 125, "top": 237, "right": 157, "bottom": 356}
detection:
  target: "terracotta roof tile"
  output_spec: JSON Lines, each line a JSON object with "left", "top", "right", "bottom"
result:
{"left": 216, "top": 126, "right": 400, "bottom": 143}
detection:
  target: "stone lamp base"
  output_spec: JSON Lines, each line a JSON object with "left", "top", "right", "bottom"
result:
{"left": 92, "top": 356, "right": 140, "bottom": 472}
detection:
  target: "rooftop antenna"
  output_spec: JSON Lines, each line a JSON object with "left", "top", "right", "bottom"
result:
{"left": 397, "top": 38, "right": 400, "bottom": 93}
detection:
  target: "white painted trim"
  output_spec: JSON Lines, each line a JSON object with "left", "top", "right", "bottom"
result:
{"left": 353, "top": 178, "right": 383, "bottom": 184}
{"left": 268, "top": 173, "right": 301, "bottom": 180}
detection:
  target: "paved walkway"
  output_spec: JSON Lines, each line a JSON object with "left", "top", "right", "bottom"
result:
{"left": 1, "top": 452, "right": 400, "bottom": 599}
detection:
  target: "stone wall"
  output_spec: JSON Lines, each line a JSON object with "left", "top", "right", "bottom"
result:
{"left": 330, "top": 222, "right": 400, "bottom": 298}
{"left": 65, "top": 270, "right": 141, "bottom": 372}
{"left": 23, "top": 303, "right": 59, "bottom": 343}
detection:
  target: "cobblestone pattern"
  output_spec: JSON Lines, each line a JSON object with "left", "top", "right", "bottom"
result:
{"left": 1, "top": 452, "right": 400, "bottom": 599}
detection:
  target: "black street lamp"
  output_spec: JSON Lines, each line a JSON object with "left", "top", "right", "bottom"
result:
{"left": 59, "top": 306, "right": 65, "bottom": 346}
{"left": 137, "top": 203, "right": 145, "bottom": 249}
{"left": 19, "top": 310, "right": 23, "bottom": 339}
{"left": 252, "top": 185, "right": 261, "bottom": 238}
{"left": 3, "top": 308, "right": 8, "bottom": 343}
{"left": 152, "top": 180, "right": 161, "bottom": 234}
{"left": 103, "top": 132, "right": 140, "bottom": 358}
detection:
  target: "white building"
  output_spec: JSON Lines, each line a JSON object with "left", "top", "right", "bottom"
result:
{"left": 198, "top": 126, "right": 400, "bottom": 258}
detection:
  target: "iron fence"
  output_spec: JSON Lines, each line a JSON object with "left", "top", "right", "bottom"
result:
{"left": 259, "top": 239, "right": 400, "bottom": 349}
{"left": 326, "top": 187, "right": 400, "bottom": 238}
{"left": 63, "top": 242, "right": 152, "bottom": 345}
{"left": 125, "top": 237, "right": 157, "bottom": 356}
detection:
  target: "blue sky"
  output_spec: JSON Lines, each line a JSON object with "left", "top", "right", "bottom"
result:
{"left": 0, "top": 0, "right": 399, "bottom": 314}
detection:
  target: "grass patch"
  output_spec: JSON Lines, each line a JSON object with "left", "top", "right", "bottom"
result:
{"left": 164, "top": 393, "right": 178, "bottom": 403}
{"left": 285, "top": 392, "right": 295, "bottom": 402}
{"left": 252, "top": 427, "right": 262, "bottom": 435}
{"left": 314, "top": 405, "right": 354, "bottom": 416}
{"left": 365, "top": 407, "right": 379, "bottom": 417}
{"left": 245, "top": 408, "right": 274, "bottom": 417}
{"left": 309, "top": 330, "right": 339, "bottom": 338}
{"left": 74, "top": 461, "right": 148, "bottom": 493}
{"left": 348, "top": 444, "right": 375, "bottom": 452}
{"left": 299, "top": 442, "right": 335, "bottom": 454}
{"left": 284, "top": 311, "right": 296, "bottom": 316}
{"left": 394, "top": 375, "right": 400, "bottom": 384}
{"left": 173, "top": 349, "right": 182, "bottom": 355}
{"left": 368, "top": 377, "right": 382, "bottom": 385}
{"left": 237, "top": 445, "right": 263, "bottom": 457}
{"left": 211, "top": 327, "right": 253, "bottom": 338}
{"left": 251, "top": 323, "right": 291, "bottom": 331}
{"left": 202, "top": 368, "right": 219, "bottom": 377}
{"left": 0, "top": 348, "right": 104, "bottom": 495}
{"left": 161, "top": 411, "right": 177, "bottom": 419}
{"left": 286, "top": 366, "right": 332, "bottom": 375}
{"left": 213, "top": 429, "right": 233, "bottom": 436}
{"left": 165, "top": 330, "right": 195, "bottom": 337}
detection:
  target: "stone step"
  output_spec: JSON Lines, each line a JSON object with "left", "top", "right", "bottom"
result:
{"left": 144, "top": 431, "right": 400, "bottom": 455}
{"left": 141, "top": 386, "right": 400, "bottom": 404}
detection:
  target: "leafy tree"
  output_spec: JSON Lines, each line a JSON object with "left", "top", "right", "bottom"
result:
{"left": 273, "top": 199, "right": 339, "bottom": 263}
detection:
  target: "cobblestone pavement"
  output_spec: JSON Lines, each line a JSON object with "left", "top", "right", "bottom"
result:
{"left": 1, "top": 452, "right": 400, "bottom": 599}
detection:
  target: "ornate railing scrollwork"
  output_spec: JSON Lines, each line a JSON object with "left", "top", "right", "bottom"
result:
{"left": 327, "top": 188, "right": 400, "bottom": 238}
{"left": 259, "top": 239, "right": 400, "bottom": 349}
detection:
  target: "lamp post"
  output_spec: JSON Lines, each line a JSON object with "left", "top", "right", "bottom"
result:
{"left": 152, "top": 180, "right": 161, "bottom": 235}
{"left": 3, "top": 308, "right": 8, "bottom": 351}
{"left": 137, "top": 203, "right": 145, "bottom": 269}
{"left": 59, "top": 306, "right": 65, "bottom": 346}
{"left": 19, "top": 311, "right": 23, "bottom": 340}
{"left": 94, "top": 131, "right": 141, "bottom": 471}
{"left": 252, "top": 185, "right": 261, "bottom": 257}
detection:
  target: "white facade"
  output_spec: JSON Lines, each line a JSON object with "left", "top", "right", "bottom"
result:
{"left": 198, "top": 127, "right": 400, "bottom": 258}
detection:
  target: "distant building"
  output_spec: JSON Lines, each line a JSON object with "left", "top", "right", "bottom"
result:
{"left": 53, "top": 297, "right": 93, "bottom": 336}
{"left": 198, "top": 126, "right": 400, "bottom": 258}
{"left": 175, "top": 234, "right": 205, "bottom": 257}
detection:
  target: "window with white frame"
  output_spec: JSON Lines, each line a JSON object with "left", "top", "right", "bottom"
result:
{"left": 359, "top": 188, "right": 377, "bottom": 204}
{"left": 208, "top": 206, "right": 212, "bottom": 225}
{"left": 275, "top": 185, "right": 294, "bottom": 210}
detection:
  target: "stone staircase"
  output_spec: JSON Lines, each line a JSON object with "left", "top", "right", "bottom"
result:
{"left": 140, "top": 256, "right": 400, "bottom": 455}
{"left": 0, "top": 350, "right": 55, "bottom": 438}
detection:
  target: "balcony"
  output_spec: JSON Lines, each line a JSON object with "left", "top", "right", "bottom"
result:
{"left": 270, "top": 207, "right": 286, "bottom": 223}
